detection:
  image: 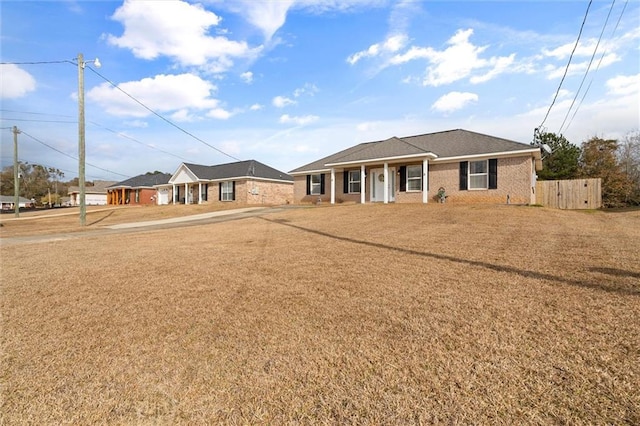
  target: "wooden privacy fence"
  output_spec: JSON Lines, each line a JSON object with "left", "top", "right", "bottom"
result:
{"left": 536, "top": 178, "right": 602, "bottom": 209}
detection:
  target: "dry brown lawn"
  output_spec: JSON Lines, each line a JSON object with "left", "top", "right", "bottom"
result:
{"left": 1, "top": 204, "right": 639, "bottom": 424}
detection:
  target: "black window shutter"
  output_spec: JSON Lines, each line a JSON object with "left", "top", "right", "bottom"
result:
{"left": 459, "top": 161, "right": 468, "bottom": 190}
{"left": 399, "top": 166, "right": 406, "bottom": 192}
{"left": 421, "top": 165, "right": 424, "bottom": 191}
{"left": 219, "top": 182, "right": 222, "bottom": 201}
{"left": 306, "top": 175, "right": 311, "bottom": 195}
{"left": 232, "top": 181, "right": 236, "bottom": 200}
{"left": 489, "top": 159, "right": 498, "bottom": 189}
{"left": 320, "top": 174, "right": 325, "bottom": 195}
{"left": 343, "top": 171, "right": 349, "bottom": 194}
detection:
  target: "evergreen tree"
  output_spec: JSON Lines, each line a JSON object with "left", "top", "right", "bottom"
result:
{"left": 533, "top": 131, "right": 580, "bottom": 180}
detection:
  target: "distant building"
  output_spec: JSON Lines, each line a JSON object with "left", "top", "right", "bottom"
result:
{"left": 155, "top": 160, "right": 294, "bottom": 205}
{"left": 0, "top": 195, "right": 33, "bottom": 210}
{"left": 68, "top": 180, "right": 117, "bottom": 206}
{"left": 106, "top": 172, "right": 172, "bottom": 205}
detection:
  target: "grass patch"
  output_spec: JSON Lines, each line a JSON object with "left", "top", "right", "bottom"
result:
{"left": 2, "top": 204, "right": 639, "bottom": 424}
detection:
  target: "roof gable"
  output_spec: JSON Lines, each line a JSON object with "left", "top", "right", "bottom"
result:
{"left": 169, "top": 160, "right": 293, "bottom": 184}
{"left": 108, "top": 172, "right": 172, "bottom": 189}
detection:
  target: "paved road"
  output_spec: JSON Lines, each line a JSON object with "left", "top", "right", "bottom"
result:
{"left": 0, "top": 206, "right": 292, "bottom": 247}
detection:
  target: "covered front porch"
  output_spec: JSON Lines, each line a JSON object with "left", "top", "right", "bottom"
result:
{"left": 107, "top": 187, "right": 129, "bottom": 205}
{"left": 324, "top": 157, "right": 433, "bottom": 204}
{"left": 169, "top": 182, "right": 210, "bottom": 205}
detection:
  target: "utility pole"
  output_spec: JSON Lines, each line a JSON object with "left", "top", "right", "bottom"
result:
{"left": 78, "top": 53, "right": 86, "bottom": 226}
{"left": 13, "top": 126, "right": 20, "bottom": 218}
{"left": 76, "top": 53, "right": 101, "bottom": 226}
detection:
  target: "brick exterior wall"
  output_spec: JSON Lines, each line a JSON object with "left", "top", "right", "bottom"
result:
{"left": 204, "top": 179, "right": 293, "bottom": 205}
{"left": 293, "top": 155, "right": 534, "bottom": 205}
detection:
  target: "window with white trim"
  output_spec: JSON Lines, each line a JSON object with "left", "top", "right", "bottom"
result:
{"left": 406, "top": 165, "right": 422, "bottom": 191}
{"left": 348, "top": 170, "right": 361, "bottom": 193}
{"left": 469, "top": 160, "right": 488, "bottom": 189}
{"left": 221, "top": 181, "right": 234, "bottom": 201}
{"left": 310, "top": 174, "right": 322, "bottom": 195}
{"left": 201, "top": 183, "right": 208, "bottom": 201}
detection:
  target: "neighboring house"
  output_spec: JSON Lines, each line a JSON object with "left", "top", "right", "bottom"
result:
{"left": 0, "top": 195, "right": 33, "bottom": 210}
{"left": 106, "top": 172, "right": 172, "bottom": 205}
{"left": 68, "top": 180, "right": 117, "bottom": 206}
{"left": 155, "top": 160, "right": 294, "bottom": 205}
{"left": 289, "top": 129, "right": 543, "bottom": 205}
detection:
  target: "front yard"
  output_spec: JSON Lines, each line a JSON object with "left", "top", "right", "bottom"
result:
{"left": 1, "top": 204, "right": 638, "bottom": 424}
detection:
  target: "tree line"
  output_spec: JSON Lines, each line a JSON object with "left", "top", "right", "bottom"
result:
{"left": 0, "top": 163, "right": 79, "bottom": 207}
{"left": 533, "top": 130, "right": 640, "bottom": 207}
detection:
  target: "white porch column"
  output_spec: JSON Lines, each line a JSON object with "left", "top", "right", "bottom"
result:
{"left": 198, "top": 182, "right": 202, "bottom": 204}
{"left": 172, "top": 184, "right": 176, "bottom": 204}
{"left": 360, "top": 165, "right": 366, "bottom": 204}
{"left": 383, "top": 162, "right": 389, "bottom": 204}
{"left": 423, "top": 158, "right": 429, "bottom": 204}
{"left": 184, "top": 183, "right": 188, "bottom": 204}
{"left": 330, "top": 168, "right": 336, "bottom": 204}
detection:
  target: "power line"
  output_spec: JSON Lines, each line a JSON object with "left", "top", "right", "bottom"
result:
{"left": 2, "top": 109, "right": 196, "bottom": 162}
{"left": 537, "top": 0, "right": 593, "bottom": 131}
{"left": 558, "top": 0, "right": 616, "bottom": 134}
{"left": 0, "top": 117, "right": 77, "bottom": 124}
{"left": 87, "top": 66, "right": 243, "bottom": 162}
{"left": 564, "top": 0, "right": 629, "bottom": 132}
{"left": 19, "top": 130, "right": 129, "bottom": 178}
{"left": 3, "top": 60, "right": 242, "bottom": 163}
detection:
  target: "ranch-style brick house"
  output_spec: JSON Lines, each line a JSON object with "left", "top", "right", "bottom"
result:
{"left": 106, "top": 172, "right": 172, "bottom": 205}
{"left": 289, "top": 129, "right": 543, "bottom": 205}
{"left": 155, "top": 160, "right": 294, "bottom": 205}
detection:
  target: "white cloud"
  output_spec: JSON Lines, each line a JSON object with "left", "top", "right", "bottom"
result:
{"left": 363, "top": 28, "right": 515, "bottom": 86}
{"left": 470, "top": 54, "right": 515, "bottom": 84}
{"left": 207, "top": 108, "right": 233, "bottom": 120}
{"left": 240, "top": 71, "right": 254, "bottom": 84}
{"left": 107, "top": 0, "right": 256, "bottom": 70}
{"left": 347, "top": 34, "right": 408, "bottom": 65}
{"left": 293, "top": 83, "right": 319, "bottom": 97}
{"left": 545, "top": 53, "right": 619, "bottom": 79}
{"left": 228, "top": 0, "right": 385, "bottom": 41}
{"left": 279, "top": 114, "right": 319, "bottom": 125}
{"left": 606, "top": 73, "right": 640, "bottom": 96}
{"left": 87, "top": 73, "right": 220, "bottom": 118}
{"left": 272, "top": 95, "right": 296, "bottom": 108}
{"left": 431, "top": 91, "right": 478, "bottom": 113}
{"left": 235, "top": 0, "right": 295, "bottom": 40}
{"left": 250, "top": 103, "right": 263, "bottom": 111}
{"left": 0, "top": 64, "right": 36, "bottom": 99}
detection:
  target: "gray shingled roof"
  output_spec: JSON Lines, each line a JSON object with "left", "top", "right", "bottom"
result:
{"left": 181, "top": 160, "right": 293, "bottom": 182}
{"left": 0, "top": 195, "right": 31, "bottom": 204}
{"left": 68, "top": 180, "right": 118, "bottom": 194}
{"left": 290, "top": 129, "right": 537, "bottom": 173}
{"left": 107, "top": 172, "right": 172, "bottom": 189}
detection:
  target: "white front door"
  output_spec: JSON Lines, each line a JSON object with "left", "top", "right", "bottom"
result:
{"left": 370, "top": 168, "right": 395, "bottom": 202}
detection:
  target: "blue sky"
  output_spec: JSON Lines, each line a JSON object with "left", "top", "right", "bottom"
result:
{"left": 1, "top": 0, "right": 638, "bottom": 182}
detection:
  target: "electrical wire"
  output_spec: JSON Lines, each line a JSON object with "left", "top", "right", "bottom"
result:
{"left": 86, "top": 66, "right": 243, "bottom": 162}
{"left": 2, "top": 60, "right": 243, "bottom": 163}
{"left": 537, "top": 0, "right": 593, "bottom": 131}
{"left": 19, "top": 130, "right": 129, "bottom": 178}
{"left": 564, "top": 0, "right": 629, "bottom": 132}
{"left": 558, "top": 0, "right": 616, "bottom": 134}
{"left": 1, "top": 109, "right": 196, "bottom": 163}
